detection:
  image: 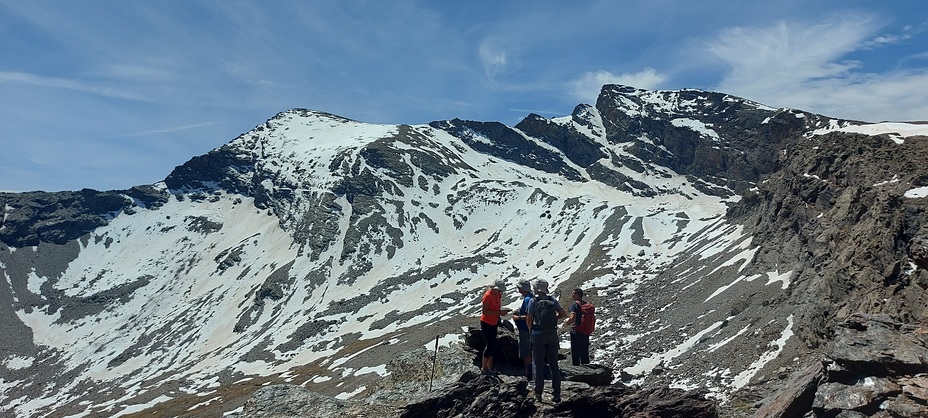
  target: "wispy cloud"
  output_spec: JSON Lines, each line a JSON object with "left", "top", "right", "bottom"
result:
{"left": 704, "top": 15, "right": 928, "bottom": 121}
{"left": 104, "top": 122, "right": 217, "bottom": 139}
{"left": 708, "top": 17, "right": 874, "bottom": 92}
{"left": 0, "top": 71, "right": 153, "bottom": 102}
{"left": 478, "top": 39, "right": 510, "bottom": 82}
{"left": 567, "top": 68, "right": 667, "bottom": 104}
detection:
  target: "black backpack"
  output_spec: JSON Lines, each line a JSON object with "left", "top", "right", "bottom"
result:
{"left": 532, "top": 295, "right": 558, "bottom": 332}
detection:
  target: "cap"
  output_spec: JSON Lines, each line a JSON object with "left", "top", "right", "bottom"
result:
{"left": 533, "top": 279, "right": 549, "bottom": 294}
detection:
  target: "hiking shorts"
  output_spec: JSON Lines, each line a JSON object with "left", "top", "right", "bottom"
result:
{"left": 518, "top": 329, "right": 532, "bottom": 358}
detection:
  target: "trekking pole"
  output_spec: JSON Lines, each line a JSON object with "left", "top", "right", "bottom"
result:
{"left": 429, "top": 335, "right": 439, "bottom": 391}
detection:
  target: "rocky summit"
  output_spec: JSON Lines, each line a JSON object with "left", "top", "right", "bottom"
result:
{"left": 2, "top": 85, "right": 928, "bottom": 417}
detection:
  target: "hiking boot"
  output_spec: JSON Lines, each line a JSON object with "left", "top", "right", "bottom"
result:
{"left": 534, "top": 393, "right": 543, "bottom": 403}
{"left": 552, "top": 395, "right": 561, "bottom": 403}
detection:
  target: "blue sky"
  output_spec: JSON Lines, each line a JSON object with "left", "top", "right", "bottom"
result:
{"left": 2, "top": 1, "right": 927, "bottom": 192}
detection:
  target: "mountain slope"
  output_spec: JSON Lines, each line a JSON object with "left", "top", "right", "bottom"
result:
{"left": 2, "top": 85, "right": 927, "bottom": 417}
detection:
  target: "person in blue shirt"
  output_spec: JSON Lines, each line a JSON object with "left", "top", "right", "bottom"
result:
{"left": 510, "top": 279, "right": 534, "bottom": 380}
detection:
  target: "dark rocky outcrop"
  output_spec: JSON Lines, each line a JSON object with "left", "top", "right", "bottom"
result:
{"left": 755, "top": 314, "right": 928, "bottom": 417}
{"left": 429, "top": 118, "right": 586, "bottom": 181}
{"left": 515, "top": 110, "right": 607, "bottom": 168}
{"left": 399, "top": 371, "right": 718, "bottom": 418}
{"left": 595, "top": 85, "right": 857, "bottom": 194}
{"left": 0, "top": 187, "right": 167, "bottom": 247}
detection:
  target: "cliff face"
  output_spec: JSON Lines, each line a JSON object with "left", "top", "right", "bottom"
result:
{"left": 721, "top": 130, "right": 928, "bottom": 416}
{"left": 729, "top": 131, "right": 928, "bottom": 346}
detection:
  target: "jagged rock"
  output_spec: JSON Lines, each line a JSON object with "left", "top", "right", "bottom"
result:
{"left": 463, "top": 322, "right": 530, "bottom": 369}
{"left": 910, "top": 235, "right": 928, "bottom": 269}
{"left": 365, "top": 344, "right": 478, "bottom": 408}
{"left": 828, "top": 314, "right": 928, "bottom": 376}
{"left": 813, "top": 381, "right": 892, "bottom": 412}
{"left": 628, "top": 386, "right": 718, "bottom": 418}
{"left": 398, "top": 372, "right": 533, "bottom": 418}
{"left": 880, "top": 395, "right": 928, "bottom": 417}
{"left": 560, "top": 363, "right": 613, "bottom": 386}
{"left": 753, "top": 361, "right": 824, "bottom": 418}
{"left": 398, "top": 370, "right": 718, "bottom": 418}
{"left": 757, "top": 314, "right": 928, "bottom": 417}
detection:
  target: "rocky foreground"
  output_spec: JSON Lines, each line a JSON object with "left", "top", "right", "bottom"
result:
{"left": 237, "top": 323, "right": 718, "bottom": 417}
{"left": 235, "top": 314, "right": 928, "bottom": 418}
{"left": 755, "top": 314, "right": 928, "bottom": 418}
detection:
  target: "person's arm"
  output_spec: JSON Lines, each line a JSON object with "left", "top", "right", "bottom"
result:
{"left": 482, "top": 296, "right": 510, "bottom": 316}
{"left": 563, "top": 307, "right": 576, "bottom": 328}
{"left": 526, "top": 300, "right": 534, "bottom": 331}
{"left": 556, "top": 305, "right": 568, "bottom": 320}
{"left": 482, "top": 300, "right": 507, "bottom": 316}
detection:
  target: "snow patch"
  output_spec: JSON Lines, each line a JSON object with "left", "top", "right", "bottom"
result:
{"left": 812, "top": 122, "right": 928, "bottom": 144}
{"left": 624, "top": 320, "right": 725, "bottom": 377}
{"left": 905, "top": 187, "right": 928, "bottom": 198}
{"left": 354, "top": 365, "right": 388, "bottom": 377}
{"left": 671, "top": 118, "right": 721, "bottom": 141}
{"left": 3, "top": 355, "right": 34, "bottom": 370}
{"left": 731, "top": 315, "right": 794, "bottom": 389}
{"left": 334, "top": 385, "right": 366, "bottom": 400}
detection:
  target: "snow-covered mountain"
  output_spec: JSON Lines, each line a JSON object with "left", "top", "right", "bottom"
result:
{"left": 2, "top": 85, "right": 928, "bottom": 417}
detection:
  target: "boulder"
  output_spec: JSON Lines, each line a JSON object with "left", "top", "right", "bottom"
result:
{"left": 813, "top": 381, "right": 889, "bottom": 412}
{"left": 398, "top": 372, "right": 533, "bottom": 418}
{"left": 753, "top": 361, "right": 824, "bottom": 418}
{"left": 828, "top": 314, "right": 928, "bottom": 376}
{"left": 560, "top": 364, "right": 614, "bottom": 386}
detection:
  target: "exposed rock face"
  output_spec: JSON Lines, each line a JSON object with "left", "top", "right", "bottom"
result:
{"left": 398, "top": 371, "right": 718, "bottom": 418}
{"left": 0, "top": 186, "right": 168, "bottom": 247}
{"left": 755, "top": 314, "right": 928, "bottom": 417}
{"left": 720, "top": 130, "right": 928, "bottom": 406}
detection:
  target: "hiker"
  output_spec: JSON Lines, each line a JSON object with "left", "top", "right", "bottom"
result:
{"left": 480, "top": 279, "right": 511, "bottom": 375}
{"left": 510, "top": 279, "right": 534, "bottom": 380}
{"left": 565, "top": 288, "right": 591, "bottom": 365}
{"left": 527, "top": 279, "right": 567, "bottom": 403}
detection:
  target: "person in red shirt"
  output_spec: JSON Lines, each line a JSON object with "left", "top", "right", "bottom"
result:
{"left": 481, "top": 279, "right": 511, "bottom": 375}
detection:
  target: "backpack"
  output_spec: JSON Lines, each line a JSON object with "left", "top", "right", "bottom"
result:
{"left": 532, "top": 295, "right": 558, "bottom": 332}
{"left": 576, "top": 301, "right": 596, "bottom": 336}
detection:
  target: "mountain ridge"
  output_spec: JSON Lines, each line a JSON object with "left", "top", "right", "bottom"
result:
{"left": 2, "top": 84, "right": 927, "bottom": 417}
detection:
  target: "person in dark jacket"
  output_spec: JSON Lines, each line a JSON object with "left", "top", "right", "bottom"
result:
{"left": 565, "top": 288, "right": 590, "bottom": 365}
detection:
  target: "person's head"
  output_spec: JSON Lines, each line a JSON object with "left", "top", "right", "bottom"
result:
{"left": 533, "top": 279, "right": 549, "bottom": 295}
{"left": 517, "top": 279, "right": 532, "bottom": 295}
{"left": 491, "top": 279, "right": 506, "bottom": 294}
{"left": 572, "top": 288, "right": 584, "bottom": 301}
